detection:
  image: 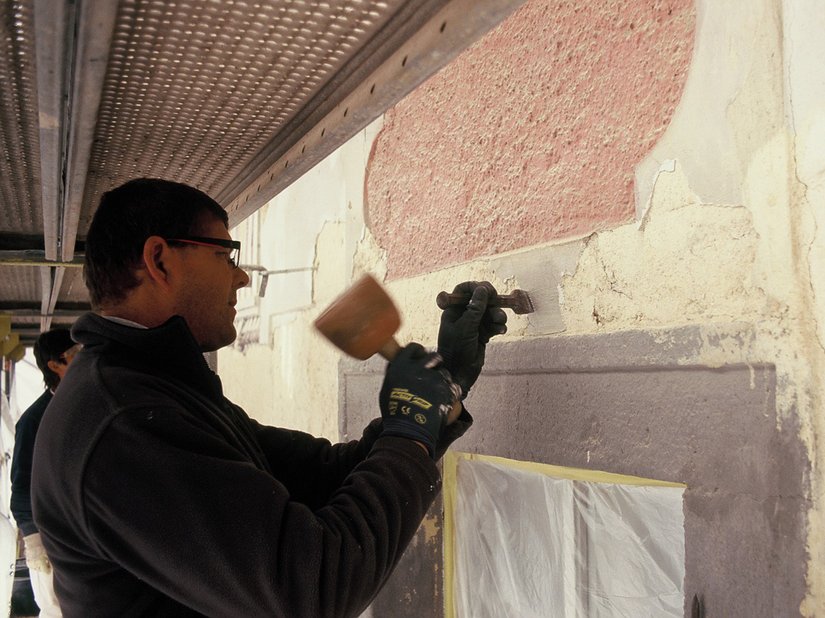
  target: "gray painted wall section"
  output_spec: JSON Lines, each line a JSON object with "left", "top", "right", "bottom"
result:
{"left": 341, "top": 324, "right": 809, "bottom": 617}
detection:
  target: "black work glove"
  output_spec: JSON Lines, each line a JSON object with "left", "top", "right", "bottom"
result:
{"left": 379, "top": 343, "right": 458, "bottom": 459}
{"left": 437, "top": 281, "right": 507, "bottom": 399}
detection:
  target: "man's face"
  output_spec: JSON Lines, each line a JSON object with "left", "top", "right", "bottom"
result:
{"left": 170, "top": 218, "right": 250, "bottom": 351}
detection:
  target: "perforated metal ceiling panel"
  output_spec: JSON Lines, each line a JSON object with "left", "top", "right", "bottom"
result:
{"left": 79, "top": 0, "right": 416, "bottom": 231}
{"left": 0, "top": 0, "right": 524, "bottom": 347}
{"left": 0, "top": 0, "right": 41, "bottom": 237}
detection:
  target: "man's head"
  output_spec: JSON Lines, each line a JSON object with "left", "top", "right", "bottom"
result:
{"left": 34, "top": 329, "right": 79, "bottom": 391}
{"left": 85, "top": 178, "right": 231, "bottom": 308}
{"left": 84, "top": 178, "right": 250, "bottom": 351}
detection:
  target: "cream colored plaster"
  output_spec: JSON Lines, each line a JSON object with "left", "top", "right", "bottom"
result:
{"left": 636, "top": 0, "right": 782, "bottom": 211}
{"left": 564, "top": 0, "right": 825, "bottom": 607}
{"left": 219, "top": 120, "right": 383, "bottom": 441}
{"left": 563, "top": 164, "right": 767, "bottom": 333}
{"left": 784, "top": 1, "right": 825, "bottom": 604}
{"left": 351, "top": 224, "right": 387, "bottom": 285}
{"left": 784, "top": 0, "right": 825, "bottom": 358}
{"left": 795, "top": 114, "right": 825, "bottom": 350}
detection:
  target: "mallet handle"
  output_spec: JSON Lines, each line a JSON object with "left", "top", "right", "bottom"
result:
{"left": 378, "top": 337, "right": 401, "bottom": 361}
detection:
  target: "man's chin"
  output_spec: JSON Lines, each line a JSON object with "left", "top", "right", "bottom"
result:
{"left": 199, "top": 327, "right": 237, "bottom": 353}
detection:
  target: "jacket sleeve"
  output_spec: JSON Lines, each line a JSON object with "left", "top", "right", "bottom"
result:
{"left": 250, "top": 407, "right": 473, "bottom": 508}
{"left": 81, "top": 405, "right": 440, "bottom": 618}
{"left": 10, "top": 413, "right": 39, "bottom": 535}
{"left": 251, "top": 403, "right": 473, "bottom": 509}
{"left": 249, "top": 417, "right": 384, "bottom": 510}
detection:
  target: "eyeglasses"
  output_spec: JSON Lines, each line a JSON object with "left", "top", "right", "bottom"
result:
{"left": 59, "top": 343, "right": 83, "bottom": 362}
{"left": 165, "top": 236, "right": 242, "bottom": 268}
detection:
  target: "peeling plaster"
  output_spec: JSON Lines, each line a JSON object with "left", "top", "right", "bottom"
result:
{"left": 350, "top": 224, "right": 387, "bottom": 284}
{"left": 562, "top": 162, "right": 767, "bottom": 334}
{"left": 635, "top": 0, "right": 781, "bottom": 210}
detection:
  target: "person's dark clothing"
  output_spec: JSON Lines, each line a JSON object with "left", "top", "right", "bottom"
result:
{"left": 32, "top": 312, "right": 470, "bottom": 618}
{"left": 11, "top": 389, "right": 53, "bottom": 536}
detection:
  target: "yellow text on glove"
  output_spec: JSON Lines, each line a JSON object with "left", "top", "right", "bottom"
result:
{"left": 389, "top": 388, "right": 432, "bottom": 410}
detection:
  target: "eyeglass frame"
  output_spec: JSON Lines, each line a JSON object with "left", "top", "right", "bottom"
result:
{"left": 165, "top": 236, "right": 242, "bottom": 268}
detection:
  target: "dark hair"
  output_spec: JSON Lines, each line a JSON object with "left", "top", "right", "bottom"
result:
{"left": 84, "top": 178, "right": 229, "bottom": 308}
{"left": 33, "top": 328, "right": 75, "bottom": 390}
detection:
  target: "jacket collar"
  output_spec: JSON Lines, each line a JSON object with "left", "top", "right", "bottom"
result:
{"left": 71, "top": 312, "right": 224, "bottom": 399}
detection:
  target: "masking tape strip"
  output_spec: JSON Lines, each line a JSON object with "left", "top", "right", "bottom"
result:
{"left": 442, "top": 451, "right": 459, "bottom": 618}
{"left": 455, "top": 452, "right": 687, "bottom": 488}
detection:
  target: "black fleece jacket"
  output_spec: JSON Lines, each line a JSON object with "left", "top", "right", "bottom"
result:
{"left": 32, "top": 312, "right": 471, "bottom": 617}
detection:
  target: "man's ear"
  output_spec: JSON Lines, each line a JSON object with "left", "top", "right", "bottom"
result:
{"left": 47, "top": 358, "right": 71, "bottom": 382}
{"left": 142, "top": 236, "right": 174, "bottom": 286}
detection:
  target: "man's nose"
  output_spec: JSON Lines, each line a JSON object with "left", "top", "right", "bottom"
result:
{"left": 235, "top": 266, "right": 251, "bottom": 289}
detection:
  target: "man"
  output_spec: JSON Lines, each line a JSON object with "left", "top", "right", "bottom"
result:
{"left": 11, "top": 328, "right": 80, "bottom": 617}
{"left": 31, "top": 178, "right": 506, "bottom": 617}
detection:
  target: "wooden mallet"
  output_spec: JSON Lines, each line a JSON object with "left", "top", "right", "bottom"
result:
{"left": 314, "top": 273, "right": 462, "bottom": 422}
{"left": 314, "top": 274, "right": 402, "bottom": 361}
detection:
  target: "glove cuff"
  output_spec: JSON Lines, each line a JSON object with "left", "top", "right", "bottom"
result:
{"left": 381, "top": 420, "right": 438, "bottom": 459}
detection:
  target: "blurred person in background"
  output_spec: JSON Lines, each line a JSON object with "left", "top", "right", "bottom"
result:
{"left": 11, "top": 328, "right": 80, "bottom": 617}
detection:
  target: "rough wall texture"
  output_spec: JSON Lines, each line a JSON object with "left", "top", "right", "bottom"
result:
{"left": 366, "top": 0, "right": 694, "bottom": 278}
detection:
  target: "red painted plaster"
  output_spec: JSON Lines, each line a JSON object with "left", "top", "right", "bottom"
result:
{"left": 366, "top": 0, "right": 695, "bottom": 279}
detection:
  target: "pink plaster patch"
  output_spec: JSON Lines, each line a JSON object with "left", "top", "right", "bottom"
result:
{"left": 366, "top": 0, "right": 695, "bottom": 279}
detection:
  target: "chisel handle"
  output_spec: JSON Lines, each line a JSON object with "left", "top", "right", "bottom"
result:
{"left": 435, "top": 289, "right": 534, "bottom": 314}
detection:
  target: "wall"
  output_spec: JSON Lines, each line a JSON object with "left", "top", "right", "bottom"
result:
{"left": 221, "top": 0, "right": 825, "bottom": 615}
{"left": 220, "top": 122, "right": 385, "bottom": 440}
{"left": 367, "top": 0, "right": 695, "bottom": 277}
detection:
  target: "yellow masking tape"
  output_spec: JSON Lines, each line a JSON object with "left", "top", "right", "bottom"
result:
{"left": 442, "top": 452, "right": 459, "bottom": 618}
{"left": 456, "top": 452, "right": 687, "bottom": 488}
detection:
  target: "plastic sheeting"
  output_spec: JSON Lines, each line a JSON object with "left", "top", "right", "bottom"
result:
{"left": 450, "top": 457, "right": 685, "bottom": 618}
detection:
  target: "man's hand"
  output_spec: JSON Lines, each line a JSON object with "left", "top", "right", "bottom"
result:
{"left": 24, "top": 532, "right": 51, "bottom": 574}
{"left": 379, "top": 343, "right": 458, "bottom": 458}
{"left": 437, "top": 281, "right": 507, "bottom": 399}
